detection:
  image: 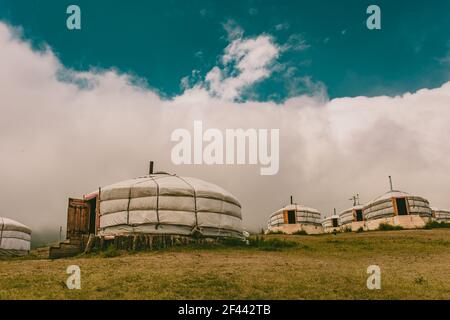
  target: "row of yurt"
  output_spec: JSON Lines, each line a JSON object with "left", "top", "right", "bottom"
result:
{"left": 432, "top": 208, "right": 450, "bottom": 223}
{"left": 64, "top": 163, "right": 244, "bottom": 249}
{"left": 266, "top": 196, "right": 323, "bottom": 234}
{"left": 266, "top": 177, "right": 448, "bottom": 234}
{"left": 0, "top": 217, "right": 31, "bottom": 256}
{"left": 338, "top": 177, "right": 433, "bottom": 231}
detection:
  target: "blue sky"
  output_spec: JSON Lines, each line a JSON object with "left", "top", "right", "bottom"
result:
{"left": 1, "top": 0, "right": 449, "bottom": 101}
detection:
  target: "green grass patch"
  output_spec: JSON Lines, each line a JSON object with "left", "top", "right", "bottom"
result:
{"left": 100, "top": 245, "right": 121, "bottom": 258}
{"left": 378, "top": 223, "right": 404, "bottom": 231}
{"left": 292, "top": 230, "right": 308, "bottom": 236}
{"left": 266, "top": 230, "right": 286, "bottom": 235}
{"left": 425, "top": 221, "right": 450, "bottom": 229}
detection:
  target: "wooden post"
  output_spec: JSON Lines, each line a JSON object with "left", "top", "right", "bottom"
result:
{"left": 84, "top": 234, "right": 95, "bottom": 254}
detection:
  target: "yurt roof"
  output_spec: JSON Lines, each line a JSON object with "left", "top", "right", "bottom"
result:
{"left": 98, "top": 173, "right": 241, "bottom": 207}
{"left": 270, "top": 204, "right": 320, "bottom": 218}
{"left": 370, "top": 190, "right": 412, "bottom": 203}
{"left": 323, "top": 214, "right": 339, "bottom": 221}
{"left": 339, "top": 205, "right": 364, "bottom": 216}
{"left": 431, "top": 207, "right": 450, "bottom": 213}
{"left": 0, "top": 217, "right": 31, "bottom": 234}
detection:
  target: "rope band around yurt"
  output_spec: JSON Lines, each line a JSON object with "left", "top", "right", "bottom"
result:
{"left": 147, "top": 175, "right": 162, "bottom": 229}
{"left": 176, "top": 176, "right": 200, "bottom": 233}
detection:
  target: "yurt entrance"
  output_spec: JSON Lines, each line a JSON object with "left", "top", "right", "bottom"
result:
{"left": 287, "top": 210, "right": 296, "bottom": 224}
{"left": 355, "top": 209, "right": 363, "bottom": 222}
{"left": 393, "top": 197, "right": 409, "bottom": 216}
{"left": 66, "top": 197, "right": 97, "bottom": 239}
{"left": 332, "top": 218, "right": 339, "bottom": 227}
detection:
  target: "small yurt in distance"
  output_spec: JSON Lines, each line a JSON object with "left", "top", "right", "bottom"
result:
{"left": 322, "top": 209, "right": 341, "bottom": 233}
{"left": 339, "top": 195, "right": 365, "bottom": 231}
{"left": 339, "top": 205, "right": 364, "bottom": 231}
{"left": 267, "top": 196, "right": 323, "bottom": 235}
{"left": 363, "top": 177, "right": 432, "bottom": 230}
{"left": 0, "top": 217, "right": 31, "bottom": 256}
{"left": 432, "top": 208, "right": 450, "bottom": 223}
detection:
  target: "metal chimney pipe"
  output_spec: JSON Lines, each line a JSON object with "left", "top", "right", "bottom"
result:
{"left": 149, "top": 161, "right": 154, "bottom": 175}
{"left": 389, "top": 176, "right": 393, "bottom": 191}
{"left": 290, "top": 196, "right": 293, "bottom": 204}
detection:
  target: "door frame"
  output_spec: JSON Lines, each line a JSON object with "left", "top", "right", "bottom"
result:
{"left": 392, "top": 197, "right": 410, "bottom": 216}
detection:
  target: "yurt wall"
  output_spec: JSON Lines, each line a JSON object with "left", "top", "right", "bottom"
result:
{"left": 0, "top": 217, "right": 31, "bottom": 256}
{"left": 432, "top": 209, "right": 450, "bottom": 222}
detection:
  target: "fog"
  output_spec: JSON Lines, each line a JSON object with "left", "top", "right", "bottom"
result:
{"left": 1, "top": 22, "right": 450, "bottom": 239}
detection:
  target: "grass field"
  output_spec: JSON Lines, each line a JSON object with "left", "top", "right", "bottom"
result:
{"left": 1, "top": 229, "right": 450, "bottom": 300}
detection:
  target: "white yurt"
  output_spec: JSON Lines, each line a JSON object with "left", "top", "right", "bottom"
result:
{"left": 363, "top": 177, "right": 432, "bottom": 230}
{"left": 339, "top": 205, "right": 365, "bottom": 231}
{"left": 267, "top": 197, "right": 323, "bottom": 234}
{"left": 0, "top": 217, "right": 31, "bottom": 256}
{"left": 432, "top": 208, "right": 450, "bottom": 223}
{"left": 98, "top": 172, "right": 244, "bottom": 239}
{"left": 322, "top": 209, "right": 341, "bottom": 233}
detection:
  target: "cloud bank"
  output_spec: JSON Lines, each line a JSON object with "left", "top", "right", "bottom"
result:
{"left": 1, "top": 22, "right": 450, "bottom": 236}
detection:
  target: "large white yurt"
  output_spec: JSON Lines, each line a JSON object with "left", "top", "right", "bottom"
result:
{"left": 432, "top": 208, "right": 450, "bottom": 223}
{"left": 322, "top": 209, "right": 341, "bottom": 233}
{"left": 0, "top": 217, "right": 31, "bottom": 256}
{"left": 97, "top": 172, "right": 244, "bottom": 239}
{"left": 267, "top": 197, "right": 323, "bottom": 234}
{"left": 363, "top": 177, "right": 432, "bottom": 230}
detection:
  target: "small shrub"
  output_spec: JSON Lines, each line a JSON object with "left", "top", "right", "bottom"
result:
{"left": 292, "top": 230, "right": 308, "bottom": 236}
{"left": 414, "top": 276, "right": 427, "bottom": 285}
{"left": 356, "top": 227, "right": 364, "bottom": 233}
{"left": 101, "top": 245, "right": 120, "bottom": 258}
{"left": 266, "top": 230, "right": 286, "bottom": 235}
{"left": 343, "top": 226, "right": 352, "bottom": 233}
{"left": 378, "top": 223, "right": 404, "bottom": 231}
{"left": 425, "top": 221, "right": 450, "bottom": 229}
{"left": 219, "top": 238, "right": 247, "bottom": 247}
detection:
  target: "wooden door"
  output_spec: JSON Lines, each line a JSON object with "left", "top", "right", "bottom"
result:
{"left": 67, "top": 198, "right": 91, "bottom": 239}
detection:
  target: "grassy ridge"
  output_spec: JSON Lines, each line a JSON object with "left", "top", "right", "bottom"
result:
{"left": 1, "top": 229, "right": 450, "bottom": 299}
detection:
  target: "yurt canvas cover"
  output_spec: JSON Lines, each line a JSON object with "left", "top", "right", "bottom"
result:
{"left": 267, "top": 204, "right": 322, "bottom": 229}
{"left": 322, "top": 215, "right": 340, "bottom": 228}
{"left": 0, "top": 217, "right": 31, "bottom": 256}
{"left": 363, "top": 190, "right": 432, "bottom": 221}
{"left": 339, "top": 205, "right": 364, "bottom": 225}
{"left": 432, "top": 208, "right": 450, "bottom": 222}
{"left": 99, "top": 173, "right": 243, "bottom": 239}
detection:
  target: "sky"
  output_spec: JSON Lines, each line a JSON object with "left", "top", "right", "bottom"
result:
{"left": 0, "top": 1, "right": 450, "bottom": 237}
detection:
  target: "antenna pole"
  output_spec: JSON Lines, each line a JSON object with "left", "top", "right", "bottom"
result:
{"left": 290, "top": 195, "right": 293, "bottom": 205}
{"left": 389, "top": 175, "right": 393, "bottom": 191}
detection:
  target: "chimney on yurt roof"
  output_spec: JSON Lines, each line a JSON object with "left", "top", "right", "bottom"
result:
{"left": 389, "top": 175, "right": 394, "bottom": 191}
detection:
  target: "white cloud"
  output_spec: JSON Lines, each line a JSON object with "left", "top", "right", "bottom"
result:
{"left": 275, "top": 23, "right": 290, "bottom": 31}
{"left": 284, "top": 34, "right": 310, "bottom": 51}
{"left": 1, "top": 22, "right": 450, "bottom": 236}
{"left": 204, "top": 26, "right": 280, "bottom": 100}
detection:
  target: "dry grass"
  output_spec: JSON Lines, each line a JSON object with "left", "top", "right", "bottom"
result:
{"left": 1, "top": 229, "right": 450, "bottom": 299}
